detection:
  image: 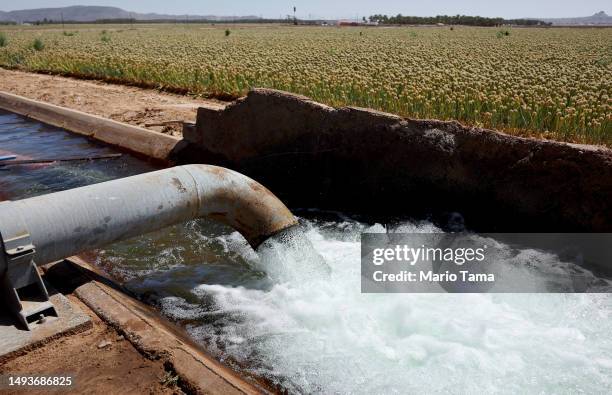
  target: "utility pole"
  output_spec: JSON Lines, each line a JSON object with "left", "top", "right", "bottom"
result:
{"left": 293, "top": 6, "right": 297, "bottom": 25}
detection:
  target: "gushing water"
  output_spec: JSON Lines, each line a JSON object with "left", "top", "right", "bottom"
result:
{"left": 256, "top": 226, "right": 331, "bottom": 283}
{"left": 150, "top": 219, "right": 612, "bottom": 394}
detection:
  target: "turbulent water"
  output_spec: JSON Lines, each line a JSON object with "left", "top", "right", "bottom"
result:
{"left": 105, "top": 217, "right": 612, "bottom": 395}
{"left": 3, "top": 111, "right": 612, "bottom": 394}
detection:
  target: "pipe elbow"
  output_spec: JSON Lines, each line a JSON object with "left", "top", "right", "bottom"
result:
{"left": 0, "top": 164, "right": 297, "bottom": 266}
{"left": 182, "top": 165, "right": 298, "bottom": 248}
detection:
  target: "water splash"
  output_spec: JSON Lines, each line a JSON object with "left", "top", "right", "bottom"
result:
{"left": 149, "top": 219, "right": 612, "bottom": 394}
{"left": 256, "top": 226, "right": 331, "bottom": 284}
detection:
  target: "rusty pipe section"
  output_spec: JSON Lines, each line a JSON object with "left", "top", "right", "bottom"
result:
{"left": 0, "top": 164, "right": 297, "bottom": 271}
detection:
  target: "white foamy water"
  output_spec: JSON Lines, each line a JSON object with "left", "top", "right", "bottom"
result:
{"left": 158, "top": 219, "right": 612, "bottom": 394}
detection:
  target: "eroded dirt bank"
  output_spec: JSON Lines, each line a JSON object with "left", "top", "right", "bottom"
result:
{"left": 0, "top": 68, "right": 225, "bottom": 136}
{"left": 183, "top": 89, "right": 612, "bottom": 234}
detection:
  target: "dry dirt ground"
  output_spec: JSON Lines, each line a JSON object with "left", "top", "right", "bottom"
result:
{"left": 0, "top": 68, "right": 226, "bottom": 136}
{"left": 0, "top": 296, "right": 181, "bottom": 395}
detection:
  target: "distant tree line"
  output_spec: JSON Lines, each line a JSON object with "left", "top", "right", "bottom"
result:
{"left": 92, "top": 18, "right": 291, "bottom": 24}
{"left": 21, "top": 18, "right": 303, "bottom": 25}
{"left": 369, "top": 14, "right": 551, "bottom": 27}
{"left": 26, "top": 18, "right": 60, "bottom": 25}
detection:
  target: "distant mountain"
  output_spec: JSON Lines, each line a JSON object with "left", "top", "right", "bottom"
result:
{"left": 0, "top": 5, "right": 259, "bottom": 23}
{"left": 541, "top": 11, "right": 612, "bottom": 26}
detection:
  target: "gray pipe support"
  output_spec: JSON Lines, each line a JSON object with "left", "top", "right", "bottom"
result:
{"left": 0, "top": 164, "right": 297, "bottom": 272}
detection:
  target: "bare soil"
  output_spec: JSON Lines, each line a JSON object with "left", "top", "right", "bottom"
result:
{"left": 0, "top": 68, "right": 226, "bottom": 136}
{"left": 0, "top": 295, "right": 181, "bottom": 395}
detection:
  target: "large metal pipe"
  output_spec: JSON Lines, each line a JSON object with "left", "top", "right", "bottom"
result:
{"left": 0, "top": 164, "right": 298, "bottom": 274}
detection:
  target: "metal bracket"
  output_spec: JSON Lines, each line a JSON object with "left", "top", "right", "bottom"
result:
{"left": 0, "top": 204, "right": 58, "bottom": 331}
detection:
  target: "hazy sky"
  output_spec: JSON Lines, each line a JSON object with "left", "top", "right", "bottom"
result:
{"left": 2, "top": 1, "right": 609, "bottom": 20}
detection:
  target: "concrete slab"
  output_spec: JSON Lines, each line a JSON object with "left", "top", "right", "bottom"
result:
{"left": 0, "top": 284, "right": 92, "bottom": 364}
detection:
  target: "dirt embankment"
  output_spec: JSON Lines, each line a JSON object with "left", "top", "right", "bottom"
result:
{"left": 0, "top": 68, "right": 226, "bottom": 136}
{"left": 185, "top": 88, "right": 612, "bottom": 233}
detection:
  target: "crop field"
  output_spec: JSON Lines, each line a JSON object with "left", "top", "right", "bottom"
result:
{"left": 0, "top": 24, "right": 610, "bottom": 145}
